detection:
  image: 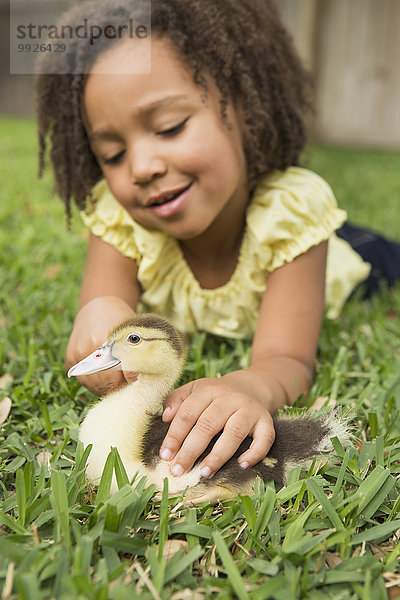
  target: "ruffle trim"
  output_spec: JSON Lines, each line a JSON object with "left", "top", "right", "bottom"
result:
{"left": 264, "top": 207, "right": 347, "bottom": 272}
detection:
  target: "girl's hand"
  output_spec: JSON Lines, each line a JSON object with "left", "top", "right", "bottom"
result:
{"left": 159, "top": 374, "right": 275, "bottom": 479}
{"left": 159, "top": 242, "right": 328, "bottom": 478}
{"left": 65, "top": 296, "right": 136, "bottom": 396}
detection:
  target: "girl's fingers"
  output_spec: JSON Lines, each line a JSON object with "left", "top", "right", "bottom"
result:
{"left": 123, "top": 371, "right": 138, "bottom": 385}
{"left": 76, "top": 370, "right": 126, "bottom": 396}
{"left": 181, "top": 409, "right": 252, "bottom": 477}
{"left": 169, "top": 404, "right": 236, "bottom": 475}
{"left": 236, "top": 417, "right": 275, "bottom": 469}
{"left": 159, "top": 378, "right": 276, "bottom": 480}
{"left": 159, "top": 386, "right": 213, "bottom": 462}
{"left": 161, "top": 382, "right": 195, "bottom": 422}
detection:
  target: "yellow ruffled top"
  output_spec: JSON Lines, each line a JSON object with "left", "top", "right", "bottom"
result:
{"left": 81, "top": 167, "right": 371, "bottom": 338}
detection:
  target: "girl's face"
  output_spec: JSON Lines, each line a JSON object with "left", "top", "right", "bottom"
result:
{"left": 83, "top": 37, "right": 248, "bottom": 241}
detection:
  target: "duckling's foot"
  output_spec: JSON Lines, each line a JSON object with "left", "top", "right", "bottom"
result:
{"left": 183, "top": 484, "right": 240, "bottom": 506}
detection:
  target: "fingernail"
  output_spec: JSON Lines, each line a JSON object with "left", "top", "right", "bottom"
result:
{"left": 160, "top": 448, "right": 172, "bottom": 460}
{"left": 162, "top": 407, "right": 172, "bottom": 422}
{"left": 171, "top": 464, "right": 184, "bottom": 477}
{"left": 201, "top": 466, "right": 212, "bottom": 478}
{"left": 239, "top": 461, "right": 249, "bottom": 470}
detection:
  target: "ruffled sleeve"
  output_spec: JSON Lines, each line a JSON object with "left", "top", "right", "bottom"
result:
{"left": 247, "top": 167, "right": 347, "bottom": 272}
{"left": 246, "top": 167, "right": 370, "bottom": 319}
{"left": 81, "top": 179, "right": 141, "bottom": 264}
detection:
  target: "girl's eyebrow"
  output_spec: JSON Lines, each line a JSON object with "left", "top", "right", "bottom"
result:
{"left": 89, "top": 94, "right": 190, "bottom": 142}
{"left": 136, "top": 94, "right": 190, "bottom": 114}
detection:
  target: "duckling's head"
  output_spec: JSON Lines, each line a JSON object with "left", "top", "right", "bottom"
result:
{"left": 68, "top": 314, "right": 185, "bottom": 384}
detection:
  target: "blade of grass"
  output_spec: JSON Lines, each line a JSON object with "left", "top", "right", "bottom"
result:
{"left": 184, "top": 507, "right": 201, "bottom": 550}
{"left": 103, "top": 486, "right": 137, "bottom": 532}
{"left": 251, "top": 575, "right": 292, "bottom": 600}
{"left": 0, "top": 509, "right": 27, "bottom": 534}
{"left": 331, "top": 436, "right": 345, "bottom": 459}
{"left": 356, "top": 466, "right": 394, "bottom": 520}
{"left": 254, "top": 486, "right": 276, "bottom": 538}
{"left": 104, "top": 501, "right": 121, "bottom": 533}
{"left": 95, "top": 450, "right": 114, "bottom": 506}
{"left": 170, "top": 523, "right": 213, "bottom": 539}
{"left": 23, "top": 462, "right": 34, "bottom": 500}
{"left": 375, "top": 434, "right": 384, "bottom": 466}
{"left": 240, "top": 495, "right": 256, "bottom": 532}
{"left": 72, "top": 536, "right": 93, "bottom": 577}
{"left": 158, "top": 478, "right": 169, "bottom": 560}
{"left": 101, "top": 531, "right": 148, "bottom": 555}
{"left": 267, "top": 505, "right": 281, "bottom": 546}
{"left": 16, "top": 469, "right": 27, "bottom": 527}
{"left": 112, "top": 447, "right": 129, "bottom": 489}
{"left": 213, "top": 531, "right": 249, "bottom": 600}
{"left": 153, "top": 479, "right": 169, "bottom": 592}
{"left": 164, "top": 545, "right": 203, "bottom": 584}
{"left": 351, "top": 519, "right": 400, "bottom": 544}
{"left": 282, "top": 502, "right": 317, "bottom": 553}
{"left": 277, "top": 479, "right": 308, "bottom": 503}
{"left": 368, "top": 412, "right": 378, "bottom": 439}
{"left": 331, "top": 449, "right": 350, "bottom": 501}
{"left": 29, "top": 467, "right": 47, "bottom": 505}
{"left": 50, "top": 470, "right": 71, "bottom": 551}
{"left": 15, "top": 572, "right": 40, "bottom": 600}
{"left": 38, "top": 400, "right": 53, "bottom": 439}
{"left": 306, "top": 479, "right": 344, "bottom": 530}
{"left": 284, "top": 528, "right": 334, "bottom": 557}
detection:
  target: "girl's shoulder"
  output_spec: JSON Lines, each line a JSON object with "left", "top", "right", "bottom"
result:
{"left": 249, "top": 166, "right": 345, "bottom": 230}
{"left": 251, "top": 166, "right": 337, "bottom": 211}
{"left": 247, "top": 167, "right": 347, "bottom": 272}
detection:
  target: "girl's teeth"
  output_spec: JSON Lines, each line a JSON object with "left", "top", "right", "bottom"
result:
{"left": 156, "top": 192, "right": 177, "bottom": 205}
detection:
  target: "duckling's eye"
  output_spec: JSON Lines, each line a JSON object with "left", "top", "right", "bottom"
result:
{"left": 127, "top": 334, "right": 141, "bottom": 345}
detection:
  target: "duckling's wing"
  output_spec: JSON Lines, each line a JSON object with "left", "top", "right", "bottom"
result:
{"left": 263, "top": 413, "right": 350, "bottom": 483}
{"left": 189, "top": 413, "right": 350, "bottom": 498}
{"left": 141, "top": 413, "right": 170, "bottom": 469}
{"left": 140, "top": 412, "right": 349, "bottom": 503}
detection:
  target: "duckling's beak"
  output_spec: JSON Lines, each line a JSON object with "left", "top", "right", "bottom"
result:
{"left": 67, "top": 342, "right": 121, "bottom": 378}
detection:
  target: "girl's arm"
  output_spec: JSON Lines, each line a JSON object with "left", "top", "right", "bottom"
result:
{"left": 65, "top": 232, "right": 140, "bottom": 395}
{"left": 78, "top": 232, "right": 139, "bottom": 309}
{"left": 160, "top": 241, "right": 328, "bottom": 478}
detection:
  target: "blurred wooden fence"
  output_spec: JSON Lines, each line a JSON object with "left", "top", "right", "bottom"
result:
{"left": 279, "top": 0, "right": 400, "bottom": 148}
{"left": 1, "top": 0, "right": 399, "bottom": 148}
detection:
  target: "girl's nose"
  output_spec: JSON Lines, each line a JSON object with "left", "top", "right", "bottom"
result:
{"left": 128, "top": 141, "right": 167, "bottom": 185}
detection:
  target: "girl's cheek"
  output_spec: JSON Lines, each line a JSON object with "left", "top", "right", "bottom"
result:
{"left": 105, "top": 175, "right": 132, "bottom": 209}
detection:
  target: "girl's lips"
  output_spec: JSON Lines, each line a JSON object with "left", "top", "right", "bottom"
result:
{"left": 148, "top": 183, "right": 192, "bottom": 218}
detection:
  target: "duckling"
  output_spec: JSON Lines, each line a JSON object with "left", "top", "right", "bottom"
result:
{"left": 68, "top": 314, "right": 350, "bottom": 505}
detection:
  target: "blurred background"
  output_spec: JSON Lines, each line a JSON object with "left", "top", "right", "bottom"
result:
{"left": 1, "top": 0, "right": 400, "bottom": 150}
{"left": 279, "top": 0, "right": 400, "bottom": 149}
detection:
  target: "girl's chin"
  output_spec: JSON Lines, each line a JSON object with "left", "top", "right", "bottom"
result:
{"left": 127, "top": 208, "right": 212, "bottom": 240}
{"left": 165, "top": 226, "right": 209, "bottom": 241}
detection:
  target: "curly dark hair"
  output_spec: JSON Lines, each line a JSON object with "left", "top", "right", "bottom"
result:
{"left": 35, "top": 0, "right": 313, "bottom": 219}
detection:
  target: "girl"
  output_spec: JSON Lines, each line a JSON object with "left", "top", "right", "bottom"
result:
{"left": 35, "top": 0, "right": 398, "bottom": 482}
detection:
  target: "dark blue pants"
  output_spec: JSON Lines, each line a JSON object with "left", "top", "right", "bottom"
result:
{"left": 336, "top": 223, "right": 400, "bottom": 297}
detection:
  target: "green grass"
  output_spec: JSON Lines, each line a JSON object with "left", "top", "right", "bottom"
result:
{"left": 0, "top": 115, "right": 399, "bottom": 599}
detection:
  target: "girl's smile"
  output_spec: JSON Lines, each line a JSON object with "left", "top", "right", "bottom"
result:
{"left": 146, "top": 182, "right": 193, "bottom": 218}
{"left": 83, "top": 37, "right": 249, "bottom": 261}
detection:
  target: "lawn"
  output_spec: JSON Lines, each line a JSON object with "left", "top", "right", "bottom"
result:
{"left": 0, "top": 115, "right": 399, "bottom": 599}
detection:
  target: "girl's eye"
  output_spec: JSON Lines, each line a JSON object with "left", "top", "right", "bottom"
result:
{"left": 158, "top": 118, "right": 189, "bottom": 137}
{"left": 102, "top": 150, "right": 125, "bottom": 166}
{"left": 127, "top": 334, "right": 141, "bottom": 345}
